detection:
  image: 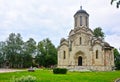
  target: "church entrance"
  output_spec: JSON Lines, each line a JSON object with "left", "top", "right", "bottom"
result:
{"left": 78, "top": 56, "right": 82, "bottom": 66}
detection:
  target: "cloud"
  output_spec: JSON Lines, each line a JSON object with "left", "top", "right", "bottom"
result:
{"left": 105, "top": 34, "right": 120, "bottom": 52}
{"left": 0, "top": 0, "right": 119, "bottom": 50}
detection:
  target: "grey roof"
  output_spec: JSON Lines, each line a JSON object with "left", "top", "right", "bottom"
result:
{"left": 104, "top": 42, "right": 110, "bottom": 47}
{"left": 74, "top": 9, "right": 89, "bottom": 16}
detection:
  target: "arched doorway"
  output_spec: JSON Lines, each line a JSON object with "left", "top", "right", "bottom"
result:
{"left": 78, "top": 56, "right": 82, "bottom": 66}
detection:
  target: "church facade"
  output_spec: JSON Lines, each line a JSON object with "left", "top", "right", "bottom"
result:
{"left": 57, "top": 7, "right": 114, "bottom": 71}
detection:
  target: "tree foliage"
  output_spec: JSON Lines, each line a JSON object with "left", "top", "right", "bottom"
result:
{"left": 22, "top": 38, "right": 36, "bottom": 68}
{"left": 111, "top": 0, "right": 120, "bottom": 8}
{"left": 114, "top": 48, "right": 120, "bottom": 70}
{"left": 0, "top": 33, "right": 57, "bottom": 68}
{"left": 35, "top": 38, "right": 57, "bottom": 67}
{"left": 5, "top": 33, "right": 23, "bottom": 68}
{"left": 0, "top": 42, "right": 6, "bottom": 67}
{"left": 93, "top": 27, "right": 105, "bottom": 38}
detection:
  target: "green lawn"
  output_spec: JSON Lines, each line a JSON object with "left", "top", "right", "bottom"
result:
{"left": 0, "top": 69, "right": 120, "bottom": 82}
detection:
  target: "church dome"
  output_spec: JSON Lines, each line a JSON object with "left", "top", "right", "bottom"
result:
{"left": 60, "top": 38, "right": 67, "bottom": 43}
{"left": 74, "top": 7, "right": 89, "bottom": 16}
{"left": 75, "top": 10, "right": 89, "bottom": 16}
{"left": 104, "top": 42, "right": 110, "bottom": 47}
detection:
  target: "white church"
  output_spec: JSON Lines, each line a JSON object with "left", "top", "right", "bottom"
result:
{"left": 57, "top": 7, "right": 114, "bottom": 71}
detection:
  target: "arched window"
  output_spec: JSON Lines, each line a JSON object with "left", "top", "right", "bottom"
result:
{"left": 80, "top": 16, "right": 82, "bottom": 26}
{"left": 63, "top": 51, "right": 66, "bottom": 59}
{"left": 80, "top": 37, "right": 82, "bottom": 45}
{"left": 96, "top": 50, "right": 98, "bottom": 59}
{"left": 69, "top": 41, "right": 72, "bottom": 51}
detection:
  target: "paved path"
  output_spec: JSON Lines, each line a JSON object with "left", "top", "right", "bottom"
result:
{"left": 115, "top": 78, "right": 120, "bottom": 82}
{"left": 0, "top": 69, "right": 23, "bottom": 73}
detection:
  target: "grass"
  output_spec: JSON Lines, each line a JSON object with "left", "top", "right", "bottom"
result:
{"left": 0, "top": 69, "right": 120, "bottom": 82}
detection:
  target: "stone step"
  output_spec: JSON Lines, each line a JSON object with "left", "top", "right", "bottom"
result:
{"left": 67, "top": 66, "right": 90, "bottom": 71}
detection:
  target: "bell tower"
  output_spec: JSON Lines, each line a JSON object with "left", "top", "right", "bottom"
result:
{"left": 74, "top": 6, "right": 89, "bottom": 28}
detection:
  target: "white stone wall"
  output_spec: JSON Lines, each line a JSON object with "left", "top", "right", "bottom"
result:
{"left": 58, "top": 45, "right": 69, "bottom": 66}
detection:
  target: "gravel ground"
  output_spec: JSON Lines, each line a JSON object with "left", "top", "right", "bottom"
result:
{"left": 0, "top": 69, "right": 23, "bottom": 73}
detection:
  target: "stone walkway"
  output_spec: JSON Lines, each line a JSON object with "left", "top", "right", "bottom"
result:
{"left": 115, "top": 78, "right": 120, "bottom": 82}
{"left": 0, "top": 69, "right": 23, "bottom": 73}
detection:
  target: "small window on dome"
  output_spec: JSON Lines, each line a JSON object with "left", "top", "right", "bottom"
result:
{"left": 75, "top": 17, "right": 77, "bottom": 27}
{"left": 80, "top": 16, "right": 82, "bottom": 26}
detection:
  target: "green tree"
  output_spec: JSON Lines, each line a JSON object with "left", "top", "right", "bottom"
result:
{"left": 114, "top": 48, "right": 120, "bottom": 70}
{"left": 22, "top": 38, "right": 36, "bottom": 68}
{"left": 35, "top": 40, "right": 46, "bottom": 67}
{"left": 0, "top": 42, "right": 6, "bottom": 67}
{"left": 36, "top": 38, "right": 57, "bottom": 67}
{"left": 5, "top": 33, "right": 23, "bottom": 68}
{"left": 111, "top": 0, "right": 120, "bottom": 8}
{"left": 93, "top": 27, "right": 105, "bottom": 38}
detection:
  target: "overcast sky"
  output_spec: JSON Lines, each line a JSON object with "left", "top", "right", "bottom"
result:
{"left": 0, "top": 0, "right": 120, "bottom": 51}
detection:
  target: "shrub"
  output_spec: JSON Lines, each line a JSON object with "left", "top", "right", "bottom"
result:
{"left": 53, "top": 68, "right": 67, "bottom": 74}
{"left": 12, "top": 75, "right": 36, "bottom": 82}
